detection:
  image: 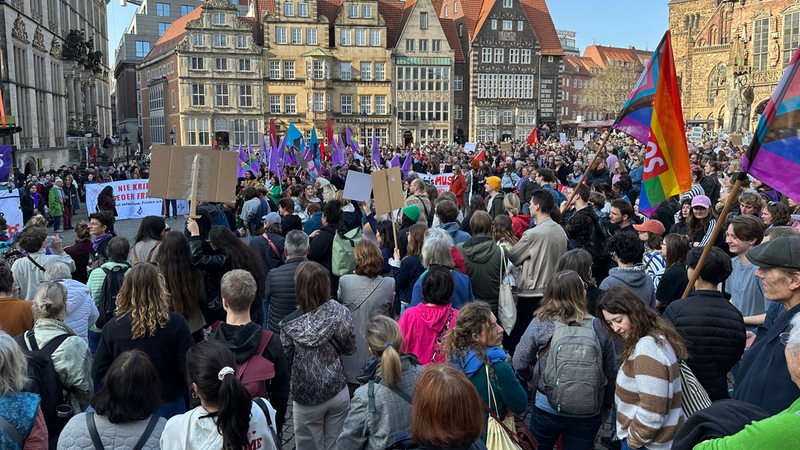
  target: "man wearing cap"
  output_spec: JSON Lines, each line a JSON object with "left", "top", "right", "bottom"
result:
{"left": 732, "top": 236, "right": 800, "bottom": 414}
{"left": 484, "top": 176, "right": 505, "bottom": 219}
{"left": 633, "top": 219, "right": 666, "bottom": 288}
{"left": 403, "top": 179, "right": 432, "bottom": 225}
{"left": 724, "top": 215, "right": 767, "bottom": 326}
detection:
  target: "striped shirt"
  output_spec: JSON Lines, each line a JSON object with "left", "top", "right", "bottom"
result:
{"left": 615, "top": 335, "right": 685, "bottom": 450}
{"left": 643, "top": 250, "right": 666, "bottom": 289}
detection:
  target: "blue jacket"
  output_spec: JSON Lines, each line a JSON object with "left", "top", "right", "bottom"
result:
{"left": 733, "top": 303, "right": 800, "bottom": 414}
{"left": 410, "top": 269, "right": 474, "bottom": 309}
{"left": 438, "top": 222, "right": 471, "bottom": 245}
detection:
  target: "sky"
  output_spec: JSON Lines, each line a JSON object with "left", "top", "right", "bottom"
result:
{"left": 105, "top": 0, "right": 670, "bottom": 68}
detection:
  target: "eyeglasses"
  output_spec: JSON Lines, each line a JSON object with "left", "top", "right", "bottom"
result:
{"left": 769, "top": 201, "right": 779, "bottom": 206}
{"left": 780, "top": 332, "right": 792, "bottom": 346}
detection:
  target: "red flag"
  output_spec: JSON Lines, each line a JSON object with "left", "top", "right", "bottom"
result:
{"left": 472, "top": 148, "right": 486, "bottom": 162}
{"left": 526, "top": 128, "right": 538, "bottom": 146}
{"left": 320, "top": 141, "right": 326, "bottom": 160}
{"left": 326, "top": 118, "right": 334, "bottom": 147}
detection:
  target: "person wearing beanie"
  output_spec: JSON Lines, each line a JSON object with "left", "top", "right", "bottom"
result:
{"left": 484, "top": 176, "right": 505, "bottom": 219}
{"left": 402, "top": 205, "right": 421, "bottom": 224}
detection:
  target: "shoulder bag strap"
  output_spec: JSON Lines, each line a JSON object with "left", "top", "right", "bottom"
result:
{"left": 26, "top": 254, "right": 45, "bottom": 272}
{"left": 261, "top": 234, "right": 281, "bottom": 260}
{"left": 131, "top": 415, "right": 160, "bottom": 450}
{"left": 347, "top": 277, "right": 383, "bottom": 312}
{"left": 85, "top": 412, "right": 105, "bottom": 450}
{"left": 253, "top": 397, "right": 282, "bottom": 450}
{"left": 379, "top": 379, "right": 413, "bottom": 404}
{"left": 0, "top": 414, "right": 24, "bottom": 449}
{"left": 481, "top": 366, "right": 522, "bottom": 446}
{"left": 132, "top": 243, "right": 139, "bottom": 263}
{"left": 145, "top": 241, "right": 161, "bottom": 263}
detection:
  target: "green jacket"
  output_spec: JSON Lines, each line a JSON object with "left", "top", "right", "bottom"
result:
{"left": 694, "top": 396, "right": 800, "bottom": 450}
{"left": 470, "top": 361, "right": 528, "bottom": 441}
{"left": 458, "top": 235, "right": 504, "bottom": 313}
{"left": 48, "top": 186, "right": 63, "bottom": 216}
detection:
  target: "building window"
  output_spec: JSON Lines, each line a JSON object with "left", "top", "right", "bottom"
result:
{"left": 184, "top": 118, "right": 197, "bottom": 145}
{"left": 509, "top": 48, "right": 520, "bottom": 64}
{"left": 158, "top": 22, "right": 169, "bottom": 37}
{"left": 237, "top": 35, "right": 247, "bottom": 48}
{"left": 238, "top": 59, "right": 251, "bottom": 71}
{"left": 355, "top": 29, "right": 367, "bottom": 46}
{"left": 198, "top": 119, "right": 210, "bottom": 145}
{"left": 313, "top": 93, "right": 325, "bottom": 112}
{"left": 521, "top": 49, "right": 532, "bottom": 64}
{"left": 454, "top": 75, "right": 463, "bottom": 91}
{"left": 212, "top": 12, "right": 225, "bottom": 25}
{"left": 432, "top": 39, "right": 442, "bottom": 52}
{"left": 375, "top": 96, "right": 386, "bottom": 115}
{"left": 341, "top": 29, "right": 352, "bottom": 46}
{"left": 491, "top": 19, "right": 497, "bottom": 30}
{"left": 291, "top": 28, "right": 302, "bottom": 45}
{"left": 149, "top": 84, "right": 164, "bottom": 111}
{"left": 420, "top": 12, "right": 428, "bottom": 30}
{"left": 503, "top": 110, "right": 513, "bottom": 125}
{"left": 370, "top": 29, "right": 380, "bottom": 46}
{"left": 283, "top": 61, "right": 295, "bottom": 79}
{"left": 298, "top": 3, "right": 309, "bottom": 17}
{"left": 233, "top": 119, "right": 246, "bottom": 146}
{"left": 406, "top": 39, "right": 415, "bottom": 52}
{"left": 455, "top": 104, "right": 463, "bottom": 119}
{"left": 504, "top": 0, "right": 513, "bottom": 7}
{"left": 191, "top": 84, "right": 205, "bottom": 106}
{"left": 150, "top": 116, "right": 165, "bottom": 144}
{"left": 458, "top": 23, "right": 463, "bottom": 37}
{"left": 374, "top": 62, "right": 385, "bottom": 81}
{"left": 363, "top": 5, "right": 373, "bottom": 18}
{"left": 753, "top": 18, "right": 769, "bottom": 70}
{"left": 135, "top": 41, "right": 150, "bottom": 57}
{"left": 192, "top": 34, "right": 203, "bottom": 47}
{"left": 214, "top": 58, "right": 228, "bottom": 71}
{"left": 341, "top": 62, "right": 352, "bottom": 80}
{"left": 503, "top": 20, "right": 513, "bottom": 31}
{"left": 212, "top": 34, "right": 227, "bottom": 47}
{"left": 269, "top": 60, "right": 280, "bottom": 79}
{"left": 307, "top": 28, "right": 318, "bottom": 45}
{"left": 284, "top": 2, "right": 295, "bottom": 17}
{"left": 270, "top": 95, "right": 281, "bottom": 114}
{"left": 518, "top": 20, "right": 524, "bottom": 31}
{"left": 239, "top": 85, "right": 253, "bottom": 107}
{"left": 784, "top": 12, "right": 800, "bottom": 64}
{"left": 190, "top": 56, "right": 204, "bottom": 70}
{"left": 482, "top": 48, "right": 492, "bottom": 63}
{"left": 341, "top": 95, "right": 353, "bottom": 115}
{"left": 494, "top": 48, "right": 504, "bottom": 63}
{"left": 215, "top": 85, "right": 229, "bottom": 106}
{"left": 361, "top": 62, "right": 372, "bottom": 80}
{"left": 156, "top": 2, "right": 170, "bottom": 16}
{"left": 312, "top": 60, "right": 324, "bottom": 79}
{"left": 276, "top": 27, "right": 287, "bottom": 44}
{"left": 419, "top": 39, "right": 428, "bottom": 52}
{"left": 349, "top": 4, "right": 358, "bottom": 18}
{"left": 360, "top": 96, "right": 371, "bottom": 114}
{"left": 285, "top": 95, "right": 296, "bottom": 114}
{"left": 181, "top": 5, "right": 193, "bottom": 16}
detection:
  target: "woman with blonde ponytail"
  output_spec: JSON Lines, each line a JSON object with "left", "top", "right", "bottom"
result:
{"left": 337, "top": 315, "right": 425, "bottom": 450}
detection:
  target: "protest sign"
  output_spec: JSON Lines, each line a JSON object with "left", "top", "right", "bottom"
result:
{"left": 86, "top": 180, "right": 189, "bottom": 220}
{"left": 148, "top": 146, "right": 239, "bottom": 206}
{"left": 0, "top": 188, "right": 23, "bottom": 237}
{"left": 690, "top": 127, "right": 704, "bottom": 142}
{"left": 342, "top": 170, "right": 373, "bottom": 202}
{"left": 419, "top": 173, "right": 453, "bottom": 193}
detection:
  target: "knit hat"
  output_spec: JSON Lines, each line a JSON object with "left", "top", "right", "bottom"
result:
{"left": 486, "top": 176, "right": 501, "bottom": 192}
{"left": 402, "top": 205, "right": 421, "bottom": 223}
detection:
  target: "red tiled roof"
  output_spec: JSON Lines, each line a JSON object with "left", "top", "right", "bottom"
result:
{"left": 147, "top": 6, "right": 202, "bottom": 60}
{"left": 430, "top": 0, "right": 444, "bottom": 16}
{"left": 583, "top": 45, "right": 651, "bottom": 69}
{"left": 472, "top": 0, "right": 496, "bottom": 39}
{"left": 518, "top": 0, "right": 563, "bottom": 56}
{"left": 379, "top": 0, "right": 405, "bottom": 49}
{"left": 564, "top": 55, "right": 600, "bottom": 72}
{"left": 318, "top": 0, "right": 342, "bottom": 25}
{"left": 438, "top": 17, "right": 464, "bottom": 63}
{"left": 460, "top": 0, "right": 485, "bottom": 39}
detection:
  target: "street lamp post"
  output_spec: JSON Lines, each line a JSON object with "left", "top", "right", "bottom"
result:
{"left": 121, "top": 126, "right": 130, "bottom": 164}
{"left": 169, "top": 127, "right": 176, "bottom": 146}
{"left": 361, "top": 111, "right": 367, "bottom": 149}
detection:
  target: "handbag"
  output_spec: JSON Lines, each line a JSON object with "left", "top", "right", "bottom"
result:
{"left": 483, "top": 365, "right": 537, "bottom": 450}
{"left": 497, "top": 249, "right": 516, "bottom": 334}
{"left": 678, "top": 359, "right": 712, "bottom": 416}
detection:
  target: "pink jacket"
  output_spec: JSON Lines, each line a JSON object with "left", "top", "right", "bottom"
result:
{"left": 398, "top": 304, "right": 459, "bottom": 365}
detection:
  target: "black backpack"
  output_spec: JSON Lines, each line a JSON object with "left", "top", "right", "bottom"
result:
{"left": 95, "top": 263, "right": 130, "bottom": 328}
{"left": 14, "top": 331, "right": 72, "bottom": 439}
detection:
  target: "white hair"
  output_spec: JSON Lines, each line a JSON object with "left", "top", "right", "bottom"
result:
{"left": 788, "top": 313, "right": 800, "bottom": 350}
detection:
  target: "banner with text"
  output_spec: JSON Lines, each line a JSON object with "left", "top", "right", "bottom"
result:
{"left": 419, "top": 173, "right": 453, "bottom": 193}
{"left": 85, "top": 179, "right": 189, "bottom": 220}
{"left": 0, "top": 188, "right": 23, "bottom": 238}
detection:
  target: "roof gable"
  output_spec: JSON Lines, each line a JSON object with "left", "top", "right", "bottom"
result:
{"left": 147, "top": 6, "right": 202, "bottom": 59}
{"left": 379, "top": 0, "right": 405, "bottom": 48}
{"left": 518, "top": 0, "right": 563, "bottom": 56}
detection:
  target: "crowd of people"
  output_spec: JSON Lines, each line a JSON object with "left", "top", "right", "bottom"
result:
{"left": 1, "top": 129, "right": 800, "bottom": 450}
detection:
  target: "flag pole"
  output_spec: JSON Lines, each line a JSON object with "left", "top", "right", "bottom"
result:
{"left": 560, "top": 130, "right": 612, "bottom": 214}
{"left": 680, "top": 172, "right": 747, "bottom": 298}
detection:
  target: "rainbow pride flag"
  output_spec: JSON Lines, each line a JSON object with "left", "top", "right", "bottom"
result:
{"left": 612, "top": 31, "right": 691, "bottom": 215}
{"left": 742, "top": 45, "right": 800, "bottom": 200}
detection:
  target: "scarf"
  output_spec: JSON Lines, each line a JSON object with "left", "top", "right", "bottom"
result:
{"left": 92, "top": 233, "right": 112, "bottom": 251}
{"left": 451, "top": 346, "right": 508, "bottom": 378}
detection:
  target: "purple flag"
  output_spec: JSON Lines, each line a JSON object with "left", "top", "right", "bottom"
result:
{"left": 237, "top": 145, "right": 248, "bottom": 178}
{"left": 390, "top": 154, "right": 401, "bottom": 168}
{"left": 248, "top": 144, "right": 261, "bottom": 174}
{"left": 345, "top": 126, "right": 359, "bottom": 153}
{"left": 401, "top": 154, "right": 413, "bottom": 179}
{"left": 0, "top": 145, "right": 11, "bottom": 182}
{"left": 371, "top": 134, "right": 381, "bottom": 169}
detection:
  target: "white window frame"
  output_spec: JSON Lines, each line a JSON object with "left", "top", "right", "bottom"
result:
{"left": 291, "top": 28, "right": 302, "bottom": 45}
{"left": 212, "top": 12, "right": 225, "bottom": 25}
{"left": 285, "top": 95, "right": 297, "bottom": 114}
{"left": 191, "top": 84, "right": 205, "bottom": 106}
{"left": 239, "top": 85, "right": 253, "bottom": 107}
{"left": 283, "top": 61, "right": 295, "bottom": 79}
{"left": 215, "top": 84, "right": 229, "bottom": 106}
{"left": 374, "top": 62, "right": 385, "bottom": 81}
{"left": 270, "top": 95, "right": 281, "bottom": 114}
{"left": 341, "top": 95, "right": 353, "bottom": 115}
{"left": 276, "top": 27, "right": 287, "bottom": 45}
{"left": 341, "top": 62, "right": 352, "bottom": 80}
{"left": 341, "top": 29, "right": 352, "bottom": 46}
{"left": 269, "top": 60, "right": 280, "bottom": 79}
{"left": 360, "top": 62, "right": 372, "bottom": 81}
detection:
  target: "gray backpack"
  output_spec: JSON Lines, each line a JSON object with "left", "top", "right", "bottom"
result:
{"left": 541, "top": 319, "right": 605, "bottom": 415}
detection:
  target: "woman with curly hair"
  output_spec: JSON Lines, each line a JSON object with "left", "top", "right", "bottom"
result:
{"left": 445, "top": 301, "right": 527, "bottom": 441}
{"left": 92, "top": 263, "right": 195, "bottom": 419}
{"left": 762, "top": 200, "right": 792, "bottom": 227}
{"left": 511, "top": 271, "right": 617, "bottom": 450}
{"left": 188, "top": 220, "right": 266, "bottom": 325}
{"left": 156, "top": 231, "right": 206, "bottom": 340}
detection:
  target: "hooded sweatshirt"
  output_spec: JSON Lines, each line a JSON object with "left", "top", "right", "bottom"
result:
{"left": 398, "top": 304, "right": 459, "bottom": 365}
{"left": 280, "top": 300, "right": 355, "bottom": 405}
{"left": 438, "top": 221, "right": 471, "bottom": 245}
{"left": 600, "top": 265, "right": 656, "bottom": 309}
{"left": 209, "top": 322, "right": 290, "bottom": 430}
{"left": 458, "top": 236, "right": 503, "bottom": 313}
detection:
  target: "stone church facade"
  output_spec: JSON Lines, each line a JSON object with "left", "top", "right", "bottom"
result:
{"left": 669, "top": 0, "right": 800, "bottom": 132}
